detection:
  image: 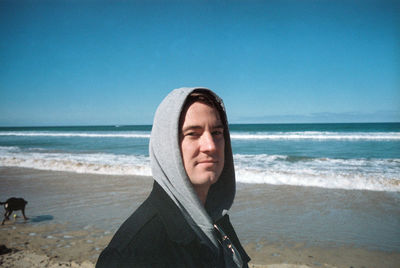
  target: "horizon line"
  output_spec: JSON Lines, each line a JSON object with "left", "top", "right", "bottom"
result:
{"left": 0, "top": 121, "right": 399, "bottom": 128}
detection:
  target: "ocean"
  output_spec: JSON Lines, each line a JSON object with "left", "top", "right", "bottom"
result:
{"left": 1, "top": 123, "right": 400, "bottom": 255}
{"left": 1, "top": 123, "right": 399, "bottom": 192}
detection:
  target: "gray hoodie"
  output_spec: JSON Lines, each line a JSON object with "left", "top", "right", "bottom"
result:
{"left": 149, "top": 87, "right": 236, "bottom": 252}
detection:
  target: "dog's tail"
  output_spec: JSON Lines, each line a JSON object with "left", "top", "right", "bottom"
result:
{"left": 0, "top": 201, "right": 5, "bottom": 205}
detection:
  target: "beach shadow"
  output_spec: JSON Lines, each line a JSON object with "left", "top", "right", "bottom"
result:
{"left": 30, "top": 215, "right": 54, "bottom": 223}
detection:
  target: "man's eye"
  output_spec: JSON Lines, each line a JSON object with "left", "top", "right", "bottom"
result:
{"left": 212, "top": 130, "right": 224, "bottom": 136}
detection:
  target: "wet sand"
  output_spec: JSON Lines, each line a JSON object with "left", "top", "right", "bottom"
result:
{"left": 1, "top": 167, "right": 399, "bottom": 267}
{"left": 1, "top": 222, "right": 400, "bottom": 268}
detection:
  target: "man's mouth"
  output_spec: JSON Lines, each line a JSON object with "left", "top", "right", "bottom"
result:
{"left": 197, "top": 160, "right": 218, "bottom": 165}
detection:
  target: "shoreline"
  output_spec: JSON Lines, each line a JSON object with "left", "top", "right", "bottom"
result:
{"left": 1, "top": 167, "right": 400, "bottom": 267}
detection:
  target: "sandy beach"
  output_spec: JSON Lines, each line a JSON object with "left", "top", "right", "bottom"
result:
{"left": 1, "top": 167, "right": 399, "bottom": 267}
{"left": 2, "top": 221, "right": 400, "bottom": 268}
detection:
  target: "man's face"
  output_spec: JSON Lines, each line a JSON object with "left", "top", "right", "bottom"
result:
{"left": 180, "top": 101, "right": 225, "bottom": 190}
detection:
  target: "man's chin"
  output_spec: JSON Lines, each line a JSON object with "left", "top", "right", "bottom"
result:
{"left": 203, "top": 173, "right": 219, "bottom": 185}
{"left": 192, "top": 173, "right": 219, "bottom": 186}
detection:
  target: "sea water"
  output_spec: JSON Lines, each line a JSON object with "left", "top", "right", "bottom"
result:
{"left": 1, "top": 123, "right": 399, "bottom": 192}
{"left": 1, "top": 123, "right": 400, "bottom": 252}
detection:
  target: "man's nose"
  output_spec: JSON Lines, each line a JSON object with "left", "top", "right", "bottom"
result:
{"left": 200, "top": 132, "right": 216, "bottom": 152}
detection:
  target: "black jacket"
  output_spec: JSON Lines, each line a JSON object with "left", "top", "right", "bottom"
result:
{"left": 96, "top": 182, "right": 250, "bottom": 267}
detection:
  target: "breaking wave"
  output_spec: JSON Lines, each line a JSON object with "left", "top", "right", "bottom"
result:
{"left": 1, "top": 146, "right": 399, "bottom": 192}
{"left": 1, "top": 131, "right": 399, "bottom": 141}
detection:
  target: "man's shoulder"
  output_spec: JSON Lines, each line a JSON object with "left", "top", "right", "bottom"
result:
{"left": 97, "top": 197, "right": 171, "bottom": 267}
{"left": 107, "top": 196, "right": 164, "bottom": 251}
{"left": 96, "top": 182, "right": 206, "bottom": 267}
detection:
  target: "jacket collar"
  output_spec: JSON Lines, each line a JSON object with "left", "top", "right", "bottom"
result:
{"left": 149, "top": 181, "right": 197, "bottom": 244}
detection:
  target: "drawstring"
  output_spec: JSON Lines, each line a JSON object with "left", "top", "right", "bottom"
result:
{"left": 214, "top": 224, "right": 243, "bottom": 268}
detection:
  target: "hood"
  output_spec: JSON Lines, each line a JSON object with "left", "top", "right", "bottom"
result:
{"left": 149, "top": 87, "right": 236, "bottom": 250}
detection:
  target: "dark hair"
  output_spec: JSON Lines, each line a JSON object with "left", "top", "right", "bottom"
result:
{"left": 180, "top": 89, "right": 227, "bottom": 131}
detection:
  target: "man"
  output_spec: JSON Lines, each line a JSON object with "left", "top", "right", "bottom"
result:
{"left": 97, "top": 87, "right": 250, "bottom": 267}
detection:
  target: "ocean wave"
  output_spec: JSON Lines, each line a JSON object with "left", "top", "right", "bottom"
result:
{"left": 1, "top": 131, "right": 400, "bottom": 141}
{"left": 1, "top": 147, "right": 399, "bottom": 192}
{"left": 0, "top": 147, "right": 151, "bottom": 176}
{"left": 235, "top": 169, "right": 400, "bottom": 192}
{"left": 0, "top": 132, "right": 151, "bottom": 138}
{"left": 230, "top": 131, "right": 400, "bottom": 141}
{"left": 233, "top": 154, "right": 400, "bottom": 192}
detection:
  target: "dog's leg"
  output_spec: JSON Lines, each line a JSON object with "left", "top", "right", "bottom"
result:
{"left": 5, "top": 210, "right": 11, "bottom": 220}
{"left": 2, "top": 211, "right": 9, "bottom": 225}
{"left": 21, "top": 208, "right": 28, "bottom": 221}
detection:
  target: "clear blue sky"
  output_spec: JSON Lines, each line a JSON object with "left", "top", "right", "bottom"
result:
{"left": 0, "top": 0, "right": 399, "bottom": 126}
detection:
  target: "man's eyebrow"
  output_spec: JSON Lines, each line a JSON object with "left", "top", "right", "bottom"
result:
{"left": 181, "top": 125, "right": 202, "bottom": 132}
{"left": 181, "top": 124, "right": 224, "bottom": 133}
{"left": 213, "top": 124, "right": 225, "bottom": 130}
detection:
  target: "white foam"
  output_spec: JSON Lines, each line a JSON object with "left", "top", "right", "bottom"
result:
{"left": 1, "top": 131, "right": 399, "bottom": 140}
{"left": 0, "top": 147, "right": 151, "bottom": 176}
{"left": 1, "top": 146, "right": 399, "bottom": 192}
{"left": 231, "top": 131, "right": 400, "bottom": 141}
{"left": 235, "top": 168, "right": 400, "bottom": 192}
{"left": 0, "top": 131, "right": 150, "bottom": 138}
{"left": 233, "top": 154, "right": 400, "bottom": 192}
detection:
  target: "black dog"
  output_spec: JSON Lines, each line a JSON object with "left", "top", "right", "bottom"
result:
{"left": 1, "top": 197, "right": 29, "bottom": 225}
